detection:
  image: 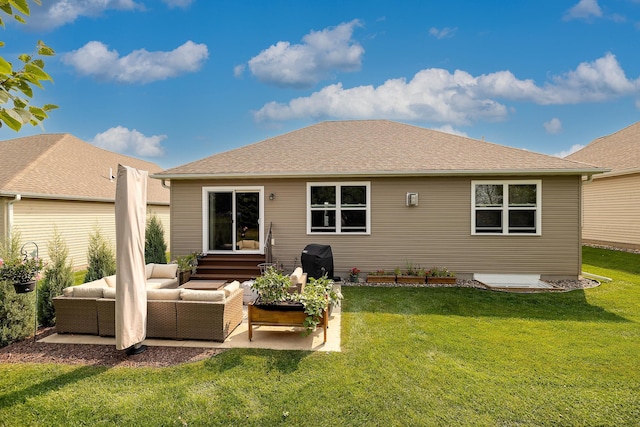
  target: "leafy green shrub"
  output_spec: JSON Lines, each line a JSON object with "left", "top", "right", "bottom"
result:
{"left": 145, "top": 214, "right": 167, "bottom": 264}
{"left": 38, "top": 229, "right": 74, "bottom": 327}
{"left": 0, "top": 232, "right": 36, "bottom": 347}
{"left": 84, "top": 227, "right": 116, "bottom": 283}
{"left": 0, "top": 280, "right": 35, "bottom": 347}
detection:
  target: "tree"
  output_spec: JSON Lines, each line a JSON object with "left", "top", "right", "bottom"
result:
{"left": 84, "top": 227, "right": 116, "bottom": 283}
{"left": 38, "top": 228, "right": 73, "bottom": 327}
{"left": 0, "top": 0, "right": 57, "bottom": 131}
{"left": 145, "top": 214, "right": 167, "bottom": 264}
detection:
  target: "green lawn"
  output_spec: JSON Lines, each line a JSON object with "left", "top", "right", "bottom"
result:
{"left": 1, "top": 247, "right": 639, "bottom": 426}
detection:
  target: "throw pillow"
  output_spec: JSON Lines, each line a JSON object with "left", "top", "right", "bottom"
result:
{"left": 150, "top": 263, "right": 178, "bottom": 279}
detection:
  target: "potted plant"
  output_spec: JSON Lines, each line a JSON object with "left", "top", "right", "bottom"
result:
{"left": 348, "top": 267, "right": 360, "bottom": 283}
{"left": 426, "top": 266, "right": 457, "bottom": 284}
{"left": 396, "top": 262, "right": 426, "bottom": 284}
{"left": 174, "top": 252, "right": 198, "bottom": 285}
{"left": 250, "top": 265, "right": 291, "bottom": 305}
{"left": 0, "top": 255, "right": 45, "bottom": 293}
{"left": 249, "top": 267, "right": 342, "bottom": 336}
{"left": 366, "top": 269, "right": 396, "bottom": 283}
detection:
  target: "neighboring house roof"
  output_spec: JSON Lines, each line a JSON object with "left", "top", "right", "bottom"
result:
{"left": 566, "top": 121, "right": 640, "bottom": 177}
{"left": 0, "top": 133, "right": 169, "bottom": 204}
{"left": 154, "top": 120, "right": 605, "bottom": 179}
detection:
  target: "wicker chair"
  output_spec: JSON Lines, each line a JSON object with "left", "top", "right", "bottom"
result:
{"left": 176, "top": 288, "right": 244, "bottom": 341}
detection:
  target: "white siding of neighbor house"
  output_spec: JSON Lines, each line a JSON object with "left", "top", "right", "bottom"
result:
{"left": 0, "top": 198, "right": 5, "bottom": 244}
{"left": 7, "top": 198, "right": 170, "bottom": 269}
{"left": 170, "top": 175, "right": 582, "bottom": 280}
{"left": 581, "top": 173, "right": 640, "bottom": 250}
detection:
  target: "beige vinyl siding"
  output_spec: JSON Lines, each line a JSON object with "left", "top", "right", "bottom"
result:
{"left": 582, "top": 173, "right": 640, "bottom": 249}
{"left": 10, "top": 199, "right": 170, "bottom": 269}
{"left": 171, "top": 175, "right": 581, "bottom": 280}
{"left": 0, "top": 197, "right": 6, "bottom": 242}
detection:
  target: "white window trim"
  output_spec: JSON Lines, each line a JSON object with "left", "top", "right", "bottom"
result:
{"left": 307, "top": 182, "right": 371, "bottom": 235}
{"left": 201, "top": 186, "right": 265, "bottom": 253}
{"left": 471, "top": 180, "right": 542, "bottom": 236}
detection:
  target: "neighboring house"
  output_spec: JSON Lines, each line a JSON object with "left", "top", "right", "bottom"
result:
{"left": 566, "top": 121, "right": 640, "bottom": 250}
{"left": 0, "top": 133, "right": 170, "bottom": 269}
{"left": 152, "top": 120, "right": 605, "bottom": 280}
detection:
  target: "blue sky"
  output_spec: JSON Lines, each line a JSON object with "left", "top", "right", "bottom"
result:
{"left": 1, "top": 0, "right": 639, "bottom": 169}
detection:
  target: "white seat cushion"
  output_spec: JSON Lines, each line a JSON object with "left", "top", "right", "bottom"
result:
{"left": 180, "top": 289, "right": 225, "bottom": 302}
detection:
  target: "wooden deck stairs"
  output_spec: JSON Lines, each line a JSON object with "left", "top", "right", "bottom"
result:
{"left": 190, "top": 254, "right": 266, "bottom": 282}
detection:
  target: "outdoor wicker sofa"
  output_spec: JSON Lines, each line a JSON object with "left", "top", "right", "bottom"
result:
{"left": 53, "top": 277, "right": 244, "bottom": 342}
{"left": 93, "top": 287, "right": 244, "bottom": 341}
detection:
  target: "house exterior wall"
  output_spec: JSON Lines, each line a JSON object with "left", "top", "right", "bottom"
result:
{"left": 7, "top": 198, "right": 170, "bottom": 269}
{"left": 0, "top": 197, "right": 6, "bottom": 244}
{"left": 170, "top": 175, "right": 581, "bottom": 280}
{"left": 581, "top": 173, "right": 640, "bottom": 250}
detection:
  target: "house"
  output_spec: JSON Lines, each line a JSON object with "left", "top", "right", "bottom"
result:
{"left": 0, "top": 133, "right": 170, "bottom": 268}
{"left": 566, "top": 121, "right": 640, "bottom": 250}
{"left": 152, "top": 120, "right": 605, "bottom": 280}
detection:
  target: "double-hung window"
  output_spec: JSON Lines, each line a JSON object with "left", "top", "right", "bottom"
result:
{"left": 307, "top": 182, "right": 370, "bottom": 234}
{"left": 472, "top": 180, "right": 541, "bottom": 235}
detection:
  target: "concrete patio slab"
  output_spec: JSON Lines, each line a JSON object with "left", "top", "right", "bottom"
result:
{"left": 39, "top": 306, "right": 341, "bottom": 352}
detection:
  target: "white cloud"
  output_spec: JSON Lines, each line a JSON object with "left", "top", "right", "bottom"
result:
{"left": 246, "top": 20, "right": 364, "bottom": 88}
{"left": 554, "top": 144, "right": 585, "bottom": 158}
{"left": 233, "top": 64, "right": 246, "bottom": 78}
{"left": 62, "top": 40, "right": 209, "bottom": 84}
{"left": 162, "top": 0, "right": 193, "bottom": 8}
{"left": 563, "top": 0, "right": 603, "bottom": 21}
{"left": 428, "top": 27, "right": 457, "bottom": 39}
{"left": 27, "top": 0, "right": 142, "bottom": 31}
{"left": 434, "top": 124, "right": 468, "bottom": 137}
{"left": 91, "top": 126, "right": 166, "bottom": 157}
{"left": 254, "top": 53, "right": 640, "bottom": 124}
{"left": 543, "top": 118, "right": 563, "bottom": 134}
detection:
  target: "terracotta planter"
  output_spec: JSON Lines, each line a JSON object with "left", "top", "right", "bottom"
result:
{"left": 426, "top": 276, "right": 457, "bottom": 284}
{"left": 366, "top": 275, "right": 396, "bottom": 283}
{"left": 13, "top": 280, "right": 36, "bottom": 294}
{"left": 396, "top": 275, "right": 426, "bottom": 284}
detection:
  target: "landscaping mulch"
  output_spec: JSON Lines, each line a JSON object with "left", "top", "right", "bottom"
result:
{"left": 0, "top": 327, "right": 224, "bottom": 368}
{"left": 343, "top": 278, "right": 599, "bottom": 292}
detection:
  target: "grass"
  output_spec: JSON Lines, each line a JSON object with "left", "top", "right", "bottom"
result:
{"left": 1, "top": 247, "right": 639, "bottom": 426}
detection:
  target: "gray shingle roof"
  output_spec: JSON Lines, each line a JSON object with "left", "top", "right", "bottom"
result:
{"left": 566, "top": 121, "right": 640, "bottom": 175}
{"left": 155, "top": 120, "right": 604, "bottom": 179}
{"left": 0, "top": 133, "right": 169, "bottom": 203}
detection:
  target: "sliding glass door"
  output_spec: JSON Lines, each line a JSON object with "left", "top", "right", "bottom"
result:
{"left": 204, "top": 187, "right": 264, "bottom": 253}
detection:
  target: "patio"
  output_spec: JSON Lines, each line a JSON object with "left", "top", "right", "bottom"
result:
{"left": 38, "top": 303, "right": 341, "bottom": 353}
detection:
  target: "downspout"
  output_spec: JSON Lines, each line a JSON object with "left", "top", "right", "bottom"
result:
{"left": 6, "top": 194, "right": 21, "bottom": 243}
{"left": 160, "top": 179, "right": 170, "bottom": 189}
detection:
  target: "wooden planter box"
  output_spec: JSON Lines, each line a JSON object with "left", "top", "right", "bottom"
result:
{"left": 426, "top": 276, "right": 457, "bottom": 284}
{"left": 366, "top": 275, "right": 396, "bottom": 283}
{"left": 396, "top": 275, "right": 426, "bottom": 284}
{"left": 178, "top": 270, "right": 191, "bottom": 285}
{"left": 248, "top": 302, "right": 327, "bottom": 342}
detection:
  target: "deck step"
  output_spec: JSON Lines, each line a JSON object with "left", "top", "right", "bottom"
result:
{"left": 191, "top": 254, "right": 266, "bottom": 282}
